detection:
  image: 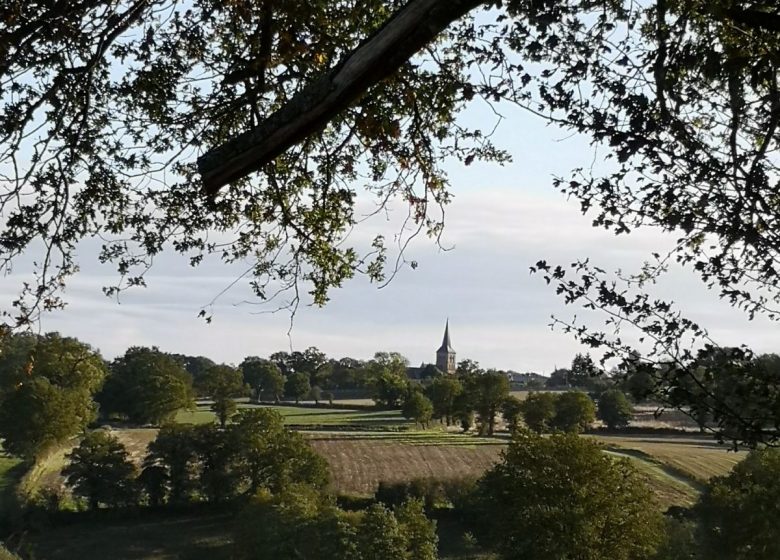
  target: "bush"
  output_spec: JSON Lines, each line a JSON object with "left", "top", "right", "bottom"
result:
{"left": 652, "top": 517, "right": 698, "bottom": 560}
{"left": 470, "top": 430, "right": 663, "bottom": 559}
{"left": 519, "top": 392, "right": 556, "bottom": 432}
{"left": 695, "top": 447, "right": 780, "bottom": 560}
{"left": 62, "top": 430, "right": 138, "bottom": 509}
{"left": 235, "top": 485, "right": 438, "bottom": 560}
{"left": 597, "top": 389, "right": 633, "bottom": 429}
{"left": 551, "top": 391, "right": 596, "bottom": 433}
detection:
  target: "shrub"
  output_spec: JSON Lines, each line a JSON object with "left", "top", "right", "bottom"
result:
{"left": 62, "top": 430, "right": 138, "bottom": 509}
{"left": 695, "top": 447, "right": 780, "bottom": 560}
{"left": 470, "top": 430, "right": 663, "bottom": 559}
{"left": 520, "top": 392, "right": 556, "bottom": 432}
{"left": 235, "top": 486, "right": 438, "bottom": 560}
{"left": 551, "top": 391, "right": 596, "bottom": 433}
{"left": 597, "top": 389, "right": 633, "bottom": 429}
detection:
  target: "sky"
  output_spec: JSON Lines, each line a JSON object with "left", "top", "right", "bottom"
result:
{"left": 6, "top": 98, "right": 780, "bottom": 373}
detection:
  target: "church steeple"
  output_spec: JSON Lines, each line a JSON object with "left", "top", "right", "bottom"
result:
{"left": 435, "top": 319, "right": 456, "bottom": 374}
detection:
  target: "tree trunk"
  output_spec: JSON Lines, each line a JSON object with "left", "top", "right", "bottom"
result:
{"left": 198, "top": 0, "right": 487, "bottom": 194}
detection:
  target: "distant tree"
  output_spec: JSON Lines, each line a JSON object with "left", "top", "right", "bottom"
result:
{"left": 271, "top": 347, "right": 329, "bottom": 384}
{"left": 368, "top": 351, "right": 410, "bottom": 397}
{"left": 425, "top": 376, "right": 463, "bottom": 425}
{"left": 552, "top": 391, "right": 596, "bottom": 434}
{"left": 142, "top": 424, "right": 199, "bottom": 505}
{"left": 328, "top": 357, "right": 366, "bottom": 389}
{"left": 322, "top": 391, "right": 335, "bottom": 405}
{"left": 138, "top": 464, "right": 167, "bottom": 507}
{"left": 597, "top": 389, "right": 633, "bottom": 430}
{"left": 269, "top": 351, "right": 294, "bottom": 375}
{"left": 230, "top": 409, "right": 329, "bottom": 493}
{"left": 569, "top": 353, "right": 599, "bottom": 387}
{"left": 520, "top": 392, "right": 557, "bottom": 433}
{"left": 452, "top": 392, "right": 475, "bottom": 433}
{"left": 309, "top": 385, "right": 323, "bottom": 405}
{"left": 696, "top": 447, "right": 780, "bottom": 560}
{"left": 0, "top": 332, "right": 107, "bottom": 459}
{"left": 168, "top": 354, "right": 217, "bottom": 397}
{"left": 285, "top": 371, "right": 311, "bottom": 404}
{"left": 100, "top": 347, "right": 194, "bottom": 425}
{"left": 472, "top": 431, "right": 663, "bottom": 560}
{"left": 545, "top": 368, "right": 571, "bottom": 388}
{"left": 192, "top": 423, "right": 241, "bottom": 502}
{"left": 297, "top": 346, "right": 329, "bottom": 385}
{"left": 203, "top": 364, "right": 246, "bottom": 427}
{"left": 402, "top": 391, "right": 434, "bottom": 428}
{"left": 241, "top": 357, "right": 285, "bottom": 402}
{"left": 62, "top": 430, "right": 138, "bottom": 509}
{"left": 500, "top": 396, "right": 524, "bottom": 434}
{"left": 470, "top": 371, "right": 510, "bottom": 436}
{"left": 622, "top": 365, "right": 658, "bottom": 403}
{"left": 371, "top": 369, "right": 410, "bottom": 408}
{"left": 456, "top": 359, "right": 483, "bottom": 377}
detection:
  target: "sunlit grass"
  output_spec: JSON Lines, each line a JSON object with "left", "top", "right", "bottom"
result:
{"left": 175, "top": 402, "right": 412, "bottom": 428}
{"left": 0, "top": 452, "right": 24, "bottom": 514}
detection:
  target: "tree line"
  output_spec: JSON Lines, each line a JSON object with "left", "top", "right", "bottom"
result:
{"left": 0, "top": 332, "right": 645, "bottom": 461}
{"left": 51, "top": 419, "right": 780, "bottom": 560}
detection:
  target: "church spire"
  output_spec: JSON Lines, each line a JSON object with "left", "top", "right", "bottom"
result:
{"left": 435, "top": 319, "right": 456, "bottom": 374}
{"left": 438, "top": 319, "right": 454, "bottom": 353}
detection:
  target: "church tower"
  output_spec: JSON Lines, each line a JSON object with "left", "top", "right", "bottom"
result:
{"left": 435, "top": 320, "right": 456, "bottom": 375}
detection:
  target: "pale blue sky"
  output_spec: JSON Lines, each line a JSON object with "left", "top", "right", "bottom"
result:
{"left": 6, "top": 98, "right": 779, "bottom": 372}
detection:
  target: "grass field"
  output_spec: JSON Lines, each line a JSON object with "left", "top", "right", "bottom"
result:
{"left": 176, "top": 403, "right": 411, "bottom": 428}
{"left": 591, "top": 434, "right": 745, "bottom": 482}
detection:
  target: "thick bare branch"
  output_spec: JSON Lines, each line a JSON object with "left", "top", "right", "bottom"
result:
{"left": 197, "top": 0, "right": 486, "bottom": 195}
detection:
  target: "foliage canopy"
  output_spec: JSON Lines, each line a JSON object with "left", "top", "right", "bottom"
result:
{"left": 3, "top": 0, "right": 780, "bottom": 445}
{"left": 472, "top": 430, "right": 664, "bottom": 559}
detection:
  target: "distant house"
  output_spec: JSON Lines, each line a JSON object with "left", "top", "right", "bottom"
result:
{"left": 407, "top": 320, "right": 456, "bottom": 379}
{"left": 506, "top": 371, "right": 546, "bottom": 388}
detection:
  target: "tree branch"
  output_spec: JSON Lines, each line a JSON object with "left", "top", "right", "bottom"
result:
{"left": 197, "top": 0, "right": 486, "bottom": 195}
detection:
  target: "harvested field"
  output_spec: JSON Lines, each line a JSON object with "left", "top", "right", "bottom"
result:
{"left": 591, "top": 434, "right": 744, "bottom": 482}
{"left": 309, "top": 438, "right": 504, "bottom": 496}
{"left": 307, "top": 430, "right": 505, "bottom": 447}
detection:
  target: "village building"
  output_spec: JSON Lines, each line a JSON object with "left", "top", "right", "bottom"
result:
{"left": 407, "top": 320, "right": 456, "bottom": 379}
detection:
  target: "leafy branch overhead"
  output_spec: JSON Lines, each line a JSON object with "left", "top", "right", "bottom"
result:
{"left": 2, "top": 0, "right": 779, "bottom": 321}
{"left": 2, "top": 1, "right": 780, "bottom": 441}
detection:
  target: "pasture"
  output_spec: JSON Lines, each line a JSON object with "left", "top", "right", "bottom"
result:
{"left": 175, "top": 402, "right": 411, "bottom": 429}
{"left": 591, "top": 434, "right": 746, "bottom": 482}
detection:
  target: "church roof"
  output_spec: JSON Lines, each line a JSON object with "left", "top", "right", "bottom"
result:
{"left": 437, "top": 320, "right": 454, "bottom": 353}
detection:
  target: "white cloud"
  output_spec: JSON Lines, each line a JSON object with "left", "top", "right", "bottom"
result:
{"left": 3, "top": 102, "right": 777, "bottom": 371}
